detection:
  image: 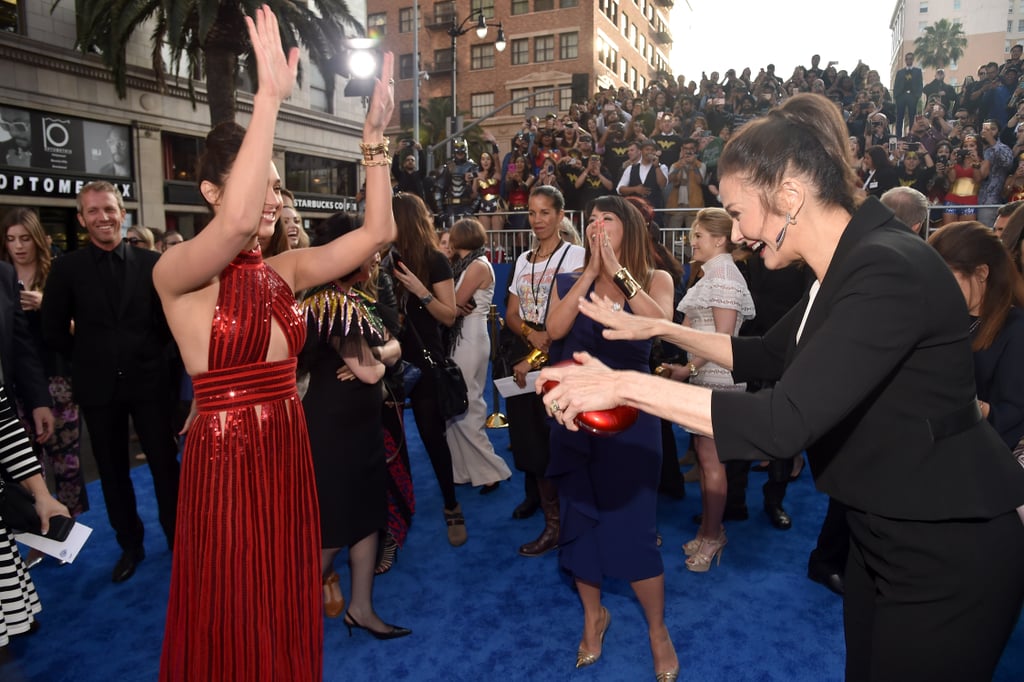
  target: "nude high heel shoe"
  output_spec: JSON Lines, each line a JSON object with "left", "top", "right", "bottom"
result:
{"left": 576, "top": 607, "right": 611, "bottom": 669}
{"left": 322, "top": 571, "right": 345, "bottom": 618}
{"left": 685, "top": 530, "right": 727, "bottom": 573}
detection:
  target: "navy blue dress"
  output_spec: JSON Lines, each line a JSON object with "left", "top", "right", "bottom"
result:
{"left": 548, "top": 274, "right": 663, "bottom": 584}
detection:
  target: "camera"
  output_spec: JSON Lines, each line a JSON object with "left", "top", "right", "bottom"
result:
{"left": 955, "top": 148, "right": 969, "bottom": 164}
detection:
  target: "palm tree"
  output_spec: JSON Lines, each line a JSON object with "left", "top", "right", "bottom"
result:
{"left": 62, "top": 0, "right": 362, "bottom": 125}
{"left": 913, "top": 19, "right": 967, "bottom": 71}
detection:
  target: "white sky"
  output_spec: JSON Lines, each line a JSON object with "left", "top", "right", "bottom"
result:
{"left": 669, "top": 0, "right": 896, "bottom": 86}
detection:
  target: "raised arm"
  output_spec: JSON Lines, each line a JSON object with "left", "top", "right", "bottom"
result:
{"left": 273, "top": 52, "right": 398, "bottom": 292}
{"left": 154, "top": 6, "right": 298, "bottom": 296}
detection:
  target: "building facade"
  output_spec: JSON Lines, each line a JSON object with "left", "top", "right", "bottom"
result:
{"left": 0, "top": 1, "right": 370, "bottom": 250}
{"left": 889, "top": 0, "right": 1011, "bottom": 87}
{"left": 380, "top": 0, "right": 674, "bottom": 153}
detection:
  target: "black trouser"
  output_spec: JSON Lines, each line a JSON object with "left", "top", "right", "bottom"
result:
{"left": 723, "top": 456, "right": 794, "bottom": 510}
{"left": 808, "top": 497, "right": 849, "bottom": 573}
{"left": 81, "top": 398, "right": 180, "bottom": 551}
{"left": 408, "top": 371, "right": 458, "bottom": 510}
{"left": 844, "top": 508, "right": 1024, "bottom": 681}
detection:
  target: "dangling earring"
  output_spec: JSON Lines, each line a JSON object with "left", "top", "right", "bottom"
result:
{"left": 776, "top": 213, "right": 796, "bottom": 249}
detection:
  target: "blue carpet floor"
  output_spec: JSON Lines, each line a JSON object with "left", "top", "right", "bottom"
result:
{"left": 2, "top": 415, "right": 1022, "bottom": 681}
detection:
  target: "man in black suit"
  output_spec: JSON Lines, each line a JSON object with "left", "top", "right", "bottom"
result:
{"left": 42, "top": 181, "right": 180, "bottom": 583}
{"left": 0, "top": 260, "right": 53, "bottom": 442}
{"left": 893, "top": 52, "right": 923, "bottom": 137}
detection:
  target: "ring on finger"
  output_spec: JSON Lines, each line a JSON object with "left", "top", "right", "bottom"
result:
{"left": 549, "top": 400, "right": 561, "bottom": 413}
{"left": 611, "top": 302, "right": 622, "bottom": 312}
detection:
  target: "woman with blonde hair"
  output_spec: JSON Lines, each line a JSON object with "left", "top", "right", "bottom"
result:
{"left": 126, "top": 225, "right": 157, "bottom": 251}
{"left": 658, "top": 207, "right": 754, "bottom": 572}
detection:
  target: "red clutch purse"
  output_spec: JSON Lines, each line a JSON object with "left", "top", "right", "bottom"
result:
{"left": 542, "top": 360, "right": 638, "bottom": 436}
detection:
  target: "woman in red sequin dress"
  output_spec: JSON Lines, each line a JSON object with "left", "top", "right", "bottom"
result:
{"left": 153, "top": 8, "right": 396, "bottom": 680}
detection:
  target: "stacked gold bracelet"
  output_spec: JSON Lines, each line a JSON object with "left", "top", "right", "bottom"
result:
{"left": 524, "top": 347, "right": 549, "bottom": 370}
{"left": 360, "top": 137, "right": 391, "bottom": 167}
{"left": 612, "top": 267, "right": 641, "bottom": 299}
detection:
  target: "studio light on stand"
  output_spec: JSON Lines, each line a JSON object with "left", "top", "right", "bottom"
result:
{"left": 338, "top": 37, "right": 382, "bottom": 99}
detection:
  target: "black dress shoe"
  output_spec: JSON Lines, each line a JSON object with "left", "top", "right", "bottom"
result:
{"left": 111, "top": 547, "right": 145, "bottom": 583}
{"left": 480, "top": 482, "right": 501, "bottom": 495}
{"left": 512, "top": 497, "right": 539, "bottom": 519}
{"left": 764, "top": 503, "right": 793, "bottom": 530}
{"left": 807, "top": 564, "right": 845, "bottom": 596}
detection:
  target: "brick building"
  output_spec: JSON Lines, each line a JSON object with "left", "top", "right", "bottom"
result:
{"left": 380, "top": 0, "right": 674, "bottom": 149}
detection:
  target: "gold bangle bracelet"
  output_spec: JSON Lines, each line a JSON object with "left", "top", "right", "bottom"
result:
{"left": 361, "top": 155, "right": 392, "bottom": 167}
{"left": 613, "top": 267, "right": 641, "bottom": 299}
{"left": 524, "top": 347, "right": 549, "bottom": 370}
{"left": 359, "top": 137, "right": 390, "bottom": 163}
{"left": 520, "top": 322, "right": 533, "bottom": 339}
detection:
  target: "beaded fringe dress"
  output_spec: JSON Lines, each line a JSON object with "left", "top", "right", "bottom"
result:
{"left": 160, "top": 248, "right": 322, "bottom": 681}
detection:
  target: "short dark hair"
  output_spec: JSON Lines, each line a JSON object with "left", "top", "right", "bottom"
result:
{"left": 449, "top": 218, "right": 486, "bottom": 251}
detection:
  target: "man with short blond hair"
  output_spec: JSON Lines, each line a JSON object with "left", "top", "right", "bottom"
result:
{"left": 42, "top": 181, "right": 180, "bottom": 584}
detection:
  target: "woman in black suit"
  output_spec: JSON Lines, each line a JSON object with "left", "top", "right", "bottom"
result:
{"left": 540, "top": 93, "right": 1024, "bottom": 681}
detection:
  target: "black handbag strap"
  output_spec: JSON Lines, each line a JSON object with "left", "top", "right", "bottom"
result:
{"left": 403, "top": 307, "right": 440, "bottom": 369}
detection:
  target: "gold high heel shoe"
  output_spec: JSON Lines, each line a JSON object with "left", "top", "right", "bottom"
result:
{"left": 682, "top": 534, "right": 704, "bottom": 557}
{"left": 656, "top": 667, "right": 681, "bottom": 681}
{"left": 685, "top": 530, "right": 727, "bottom": 573}
{"left": 576, "top": 607, "right": 611, "bottom": 669}
{"left": 322, "top": 570, "right": 345, "bottom": 618}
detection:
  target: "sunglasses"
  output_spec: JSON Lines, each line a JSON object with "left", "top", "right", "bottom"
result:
{"left": 125, "top": 237, "right": 143, "bottom": 246}
{"left": 0, "top": 121, "right": 29, "bottom": 134}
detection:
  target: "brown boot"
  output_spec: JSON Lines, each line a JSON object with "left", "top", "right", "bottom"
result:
{"left": 518, "top": 478, "right": 560, "bottom": 557}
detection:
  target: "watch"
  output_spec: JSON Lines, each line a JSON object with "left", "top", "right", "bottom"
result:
{"left": 419, "top": 293, "right": 434, "bottom": 306}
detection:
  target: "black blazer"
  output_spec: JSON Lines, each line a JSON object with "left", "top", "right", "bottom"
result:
{"left": 0, "top": 261, "right": 50, "bottom": 410}
{"left": 41, "top": 243, "right": 172, "bottom": 407}
{"left": 712, "top": 198, "right": 1024, "bottom": 521}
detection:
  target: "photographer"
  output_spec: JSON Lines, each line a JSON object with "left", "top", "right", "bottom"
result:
{"left": 894, "top": 144, "right": 935, "bottom": 195}
{"left": 392, "top": 137, "right": 427, "bottom": 200}
{"left": 574, "top": 152, "right": 614, "bottom": 208}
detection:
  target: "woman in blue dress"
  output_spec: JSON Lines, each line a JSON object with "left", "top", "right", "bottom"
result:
{"left": 544, "top": 195, "right": 677, "bottom": 681}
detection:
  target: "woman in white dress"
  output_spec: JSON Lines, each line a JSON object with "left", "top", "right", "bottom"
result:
{"left": 660, "top": 207, "right": 754, "bottom": 572}
{"left": 446, "top": 218, "right": 512, "bottom": 493}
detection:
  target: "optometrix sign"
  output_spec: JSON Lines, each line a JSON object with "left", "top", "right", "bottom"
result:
{"left": 0, "top": 104, "right": 133, "bottom": 178}
{"left": 0, "top": 170, "right": 135, "bottom": 200}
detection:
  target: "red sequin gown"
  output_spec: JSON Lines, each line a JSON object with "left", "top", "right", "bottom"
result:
{"left": 160, "top": 248, "right": 321, "bottom": 681}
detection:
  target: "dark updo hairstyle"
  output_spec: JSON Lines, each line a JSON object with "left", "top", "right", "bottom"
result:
{"left": 529, "top": 184, "right": 565, "bottom": 212}
{"left": 929, "top": 221, "right": 1024, "bottom": 351}
{"left": 196, "top": 121, "right": 247, "bottom": 211}
{"left": 314, "top": 212, "right": 364, "bottom": 282}
{"left": 718, "top": 93, "right": 861, "bottom": 216}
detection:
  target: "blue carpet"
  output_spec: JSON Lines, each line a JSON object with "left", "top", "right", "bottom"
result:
{"left": 2, "top": 415, "right": 1022, "bottom": 681}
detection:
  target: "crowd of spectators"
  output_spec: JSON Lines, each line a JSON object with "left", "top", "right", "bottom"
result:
{"left": 396, "top": 50, "right": 1024, "bottom": 236}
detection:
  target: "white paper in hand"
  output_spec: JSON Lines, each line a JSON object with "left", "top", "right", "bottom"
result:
{"left": 15, "top": 521, "right": 93, "bottom": 564}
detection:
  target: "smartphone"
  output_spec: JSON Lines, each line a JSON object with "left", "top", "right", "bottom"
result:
{"left": 888, "top": 136, "right": 897, "bottom": 154}
{"left": 44, "top": 515, "right": 75, "bottom": 542}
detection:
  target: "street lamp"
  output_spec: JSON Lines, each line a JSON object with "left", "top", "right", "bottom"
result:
{"left": 448, "top": 12, "right": 505, "bottom": 125}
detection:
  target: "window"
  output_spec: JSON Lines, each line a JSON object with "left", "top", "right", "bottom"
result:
{"left": 367, "top": 12, "right": 387, "bottom": 38}
{"left": 630, "top": 23, "right": 637, "bottom": 46}
{"left": 536, "top": 0, "right": 554, "bottom": 10}
{"left": 433, "top": 49, "right": 453, "bottom": 72}
{"left": 285, "top": 153, "right": 357, "bottom": 197}
{"left": 512, "top": 0, "right": 529, "bottom": 14}
{"left": 952, "top": 0, "right": 960, "bottom": 8}
{"left": 561, "top": 0, "right": 579, "bottom": 6}
{"left": 559, "top": 83, "right": 573, "bottom": 111}
{"left": 534, "top": 88, "right": 555, "bottom": 109}
{"left": 919, "top": 1, "right": 928, "bottom": 12}
{"left": 162, "top": 133, "right": 204, "bottom": 182}
{"left": 1011, "top": 20, "right": 1016, "bottom": 32}
{"left": 400, "top": 101, "right": 414, "bottom": 129}
{"left": 535, "top": 35, "right": 555, "bottom": 62}
{"left": 399, "top": 8, "right": 415, "bottom": 33}
{"left": 399, "top": 54, "right": 414, "bottom": 80}
{"left": 560, "top": 32, "right": 578, "bottom": 60}
{"left": 630, "top": 66, "right": 638, "bottom": 91}
{"left": 511, "top": 38, "right": 530, "bottom": 65}
{"left": 1019, "top": 18, "right": 1024, "bottom": 31}
{"left": 511, "top": 88, "right": 529, "bottom": 115}
{"left": 310, "top": 65, "right": 331, "bottom": 113}
{"left": 1, "top": 0, "right": 23, "bottom": 33}
{"left": 471, "top": 92, "right": 494, "bottom": 118}
{"left": 471, "top": 0, "right": 495, "bottom": 18}
{"left": 471, "top": 44, "right": 495, "bottom": 70}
